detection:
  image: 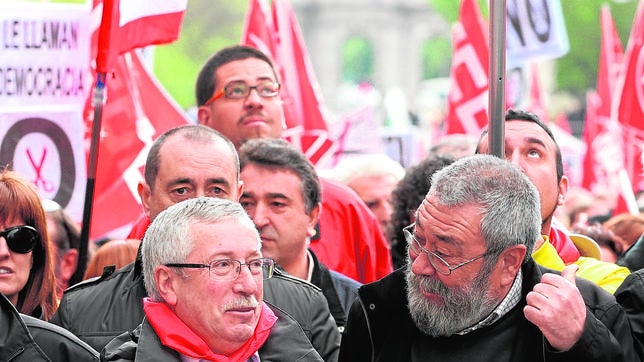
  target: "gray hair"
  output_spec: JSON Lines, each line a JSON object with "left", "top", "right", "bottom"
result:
{"left": 328, "top": 154, "right": 405, "bottom": 186}
{"left": 429, "top": 154, "right": 541, "bottom": 259}
{"left": 142, "top": 197, "right": 259, "bottom": 301}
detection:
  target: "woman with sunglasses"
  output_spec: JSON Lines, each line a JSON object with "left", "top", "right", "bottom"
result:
{"left": 0, "top": 169, "right": 57, "bottom": 320}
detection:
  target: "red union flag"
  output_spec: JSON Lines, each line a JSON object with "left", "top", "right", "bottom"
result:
{"left": 94, "top": 0, "right": 187, "bottom": 73}
{"left": 89, "top": 52, "right": 190, "bottom": 239}
{"left": 242, "top": 0, "right": 336, "bottom": 166}
{"left": 86, "top": 0, "right": 189, "bottom": 238}
{"left": 581, "top": 5, "right": 624, "bottom": 193}
{"left": 444, "top": 0, "right": 489, "bottom": 135}
{"left": 613, "top": 0, "right": 644, "bottom": 194}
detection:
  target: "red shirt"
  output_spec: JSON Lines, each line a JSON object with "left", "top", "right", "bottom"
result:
{"left": 310, "top": 178, "right": 393, "bottom": 283}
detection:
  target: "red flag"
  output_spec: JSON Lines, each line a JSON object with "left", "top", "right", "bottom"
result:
{"left": 613, "top": 0, "right": 644, "bottom": 195}
{"left": 613, "top": 169, "right": 640, "bottom": 216}
{"left": 581, "top": 5, "right": 625, "bottom": 193}
{"left": 528, "top": 63, "right": 550, "bottom": 123}
{"left": 242, "top": 0, "right": 336, "bottom": 167}
{"left": 95, "top": 0, "right": 187, "bottom": 73}
{"left": 88, "top": 51, "right": 190, "bottom": 239}
{"left": 444, "top": 0, "right": 489, "bottom": 135}
{"left": 241, "top": 0, "right": 276, "bottom": 58}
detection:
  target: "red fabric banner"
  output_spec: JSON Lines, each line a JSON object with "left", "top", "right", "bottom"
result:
{"left": 95, "top": 0, "right": 187, "bottom": 73}
{"left": 581, "top": 5, "right": 624, "bottom": 194}
{"left": 444, "top": 0, "right": 489, "bottom": 136}
{"left": 88, "top": 52, "right": 190, "bottom": 239}
{"left": 242, "top": 0, "right": 336, "bottom": 166}
{"left": 613, "top": 1, "right": 644, "bottom": 195}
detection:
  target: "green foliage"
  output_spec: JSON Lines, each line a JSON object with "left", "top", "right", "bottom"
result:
{"left": 557, "top": 1, "right": 637, "bottom": 96}
{"left": 153, "top": 0, "right": 247, "bottom": 108}
{"left": 422, "top": 37, "right": 451, "bottom": 78}
{"left": 341, "top": 37, "right": 374, "bottom": 83}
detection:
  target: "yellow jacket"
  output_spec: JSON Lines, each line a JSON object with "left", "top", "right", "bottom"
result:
{"left": 532, "top": 237, "right": 630, "bottom": 294}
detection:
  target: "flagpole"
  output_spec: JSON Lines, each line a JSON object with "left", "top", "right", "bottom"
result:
{"left": 488, "top": 0, "right": 506, "bottom": 158}
{"left": 70, "top": 73, "right": 106, "bottom": 285}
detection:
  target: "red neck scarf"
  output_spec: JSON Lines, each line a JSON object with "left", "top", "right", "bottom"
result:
{"left": 143, "top": 297, "right": 277, "bottom": 362}
{"left": 548, "top": 223, "right": 581, "bottom": 264}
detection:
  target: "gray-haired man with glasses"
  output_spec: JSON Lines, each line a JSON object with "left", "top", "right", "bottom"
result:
{"left": 102, "top": 197, "right": 322, "bottom": 361}
{"left": 339, "top": 154, "right": 636, "bottom": 362}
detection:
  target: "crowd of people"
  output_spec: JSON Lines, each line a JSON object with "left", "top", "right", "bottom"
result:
{"left": 1, "top": 44, "right": 644, "bottom": 361}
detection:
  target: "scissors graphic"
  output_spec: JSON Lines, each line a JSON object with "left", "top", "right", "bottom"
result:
{"left": 26, "top": 147, "right": 55, "bottom": 193}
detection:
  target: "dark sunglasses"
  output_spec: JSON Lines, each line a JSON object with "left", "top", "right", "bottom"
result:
{"left": 0, "top": 225, "right": 40, "bottom": 254}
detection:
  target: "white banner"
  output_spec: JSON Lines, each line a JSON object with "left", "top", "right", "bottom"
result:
{"left": 506, "top": 0, "right": 570, "bottom": 67}
{"left": 0, "top": 2, "right": 90, "bottom": 220}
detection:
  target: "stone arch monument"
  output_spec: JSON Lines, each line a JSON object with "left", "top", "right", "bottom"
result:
{"left": 292, "top": 0, "right": 450, "bottom": 110}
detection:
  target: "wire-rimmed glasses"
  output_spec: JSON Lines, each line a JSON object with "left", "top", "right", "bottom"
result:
{"left": 403, "top": 223, "right": 492, "bottom": 275}
{"left": 165, "top": 257, "right": 275, "bottom": 281}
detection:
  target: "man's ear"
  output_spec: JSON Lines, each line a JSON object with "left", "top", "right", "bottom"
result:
{"left": 495, "top": 244, "right": 527, "bottom": 288}
{"left": 557, "top": 175, "right": 569, "bottom": 207}
{"left": 138, "top": 182, "right": 152, "bottom": 218}
{"left": 196, "top": 106, "right": 211, "bottom": 126}
{"left": 155, "top": 266, "right": 179, "bottom": 306}
{"left": 59, "top": 249, "right": 79, "bottom": 283}
{"left": 307, "top": 203, "right": 321, "bottom": 238}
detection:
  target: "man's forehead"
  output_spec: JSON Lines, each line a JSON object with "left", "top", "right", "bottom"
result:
{"left": 215, "top": 58, "right": 276, "bottom": 83}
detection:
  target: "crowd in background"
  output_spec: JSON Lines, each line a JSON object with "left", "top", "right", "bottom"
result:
{"left": 2, "top": 45, "right": 644, "bottom": 361}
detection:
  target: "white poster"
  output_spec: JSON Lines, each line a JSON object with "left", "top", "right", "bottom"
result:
{"left": 506, "top": 0, "right": 570, "bottom": 67}
{"left": 0, "top": 2, "right": 91, "bottom": 220}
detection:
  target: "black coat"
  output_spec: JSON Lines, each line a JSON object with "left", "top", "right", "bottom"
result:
{"left": 0, "top": 292, "right": 99, "bottom": 361}
{"left": 100, "top": 302, "right": 322, "bottom": 361}
{"left": 339, "top": 260, "right": 637, "bottom": 362}
{"left": 615, "top": 268, "right": 644, "bottom": 361}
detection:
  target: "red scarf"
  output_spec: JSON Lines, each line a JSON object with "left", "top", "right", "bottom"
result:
{"left": 548, "top": 223, "right": 581, "bottom": 264}
{"left": 143, "top": 297, "right": 277, "bottom": 361}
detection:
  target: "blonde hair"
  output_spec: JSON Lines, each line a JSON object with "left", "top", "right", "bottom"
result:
{"left": 83, "top": 239, "right": 141, "bottom": 280}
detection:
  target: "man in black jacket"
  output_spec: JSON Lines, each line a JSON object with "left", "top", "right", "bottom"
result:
{"left": 52, "top": 125, "right": 340, "bottom": 360}
{"left": 0, "top": 292, "right": 98, "bottom": 361}
{"left": 339, "top": 154, "right": 636, "bottom": 362}
{"left": 238, "top": 138, "right": 361, "bottom": 331}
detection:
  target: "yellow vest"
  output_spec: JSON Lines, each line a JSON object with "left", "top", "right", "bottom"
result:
{"left": 532, "top": 236, "right": 630, "bottom": 294}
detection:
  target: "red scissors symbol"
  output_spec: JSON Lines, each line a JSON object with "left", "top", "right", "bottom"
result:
{"left": 26, "top": 147, "right": 55, "bottom": 193}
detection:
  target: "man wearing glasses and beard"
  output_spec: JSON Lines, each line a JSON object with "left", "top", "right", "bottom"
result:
{"left": 339, "top": 155, "right": 636, "bottom": 362}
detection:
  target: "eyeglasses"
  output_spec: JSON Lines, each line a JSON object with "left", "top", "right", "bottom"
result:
{"left": 165, "top": 257, "right": 275, "bottom": 281}
{"left": 204, "top": 80, "right": 281, "bottom": 106}
{"left": 403, "top": 223, "right": 492, "bottom": 275}
{"left": 0, "top": 225, "right": 40, "bottom": 254}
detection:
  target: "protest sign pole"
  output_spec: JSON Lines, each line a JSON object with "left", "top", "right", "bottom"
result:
{"left": 488, "top": 0, "right": 506, "bottom": 158}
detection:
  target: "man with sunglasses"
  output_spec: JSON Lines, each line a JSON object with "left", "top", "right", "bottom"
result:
{"left": 101, "top": 197, "right": 321, "bottom": 361}
{"left": 194, "top": 45, "right": 393, "bottom": 284}
{"left": 339, "top": 155, "right": 636, "bottom": 362}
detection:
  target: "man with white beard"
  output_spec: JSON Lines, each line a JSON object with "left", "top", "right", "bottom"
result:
{"left": 338, "top": 154, "right": 636, "bottom": 362}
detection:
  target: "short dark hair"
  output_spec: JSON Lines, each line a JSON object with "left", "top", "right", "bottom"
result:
{"left": 475, "top": 109, "right": 564, "bottom": 182}
{"left": 195, "top": 45, "right": 279, "bottom": 106}
{"left": 238, "top": 139, "right": 321, "bottom": 213}
{"left": 144, "top": 125, "right": 239, "bottom": 191}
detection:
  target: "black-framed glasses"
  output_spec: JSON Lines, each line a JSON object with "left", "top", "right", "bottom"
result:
{"left": 0, "top": 225, "right": 40, "bottom": 254}
{"left": 165, "top": 257, "right": 275, "bottom": 281}
{"left": 403, "top": 223, "right": 492, "bottom": 275}
{"left": 204, "top": 80, "right": 281, "bottom": 106}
